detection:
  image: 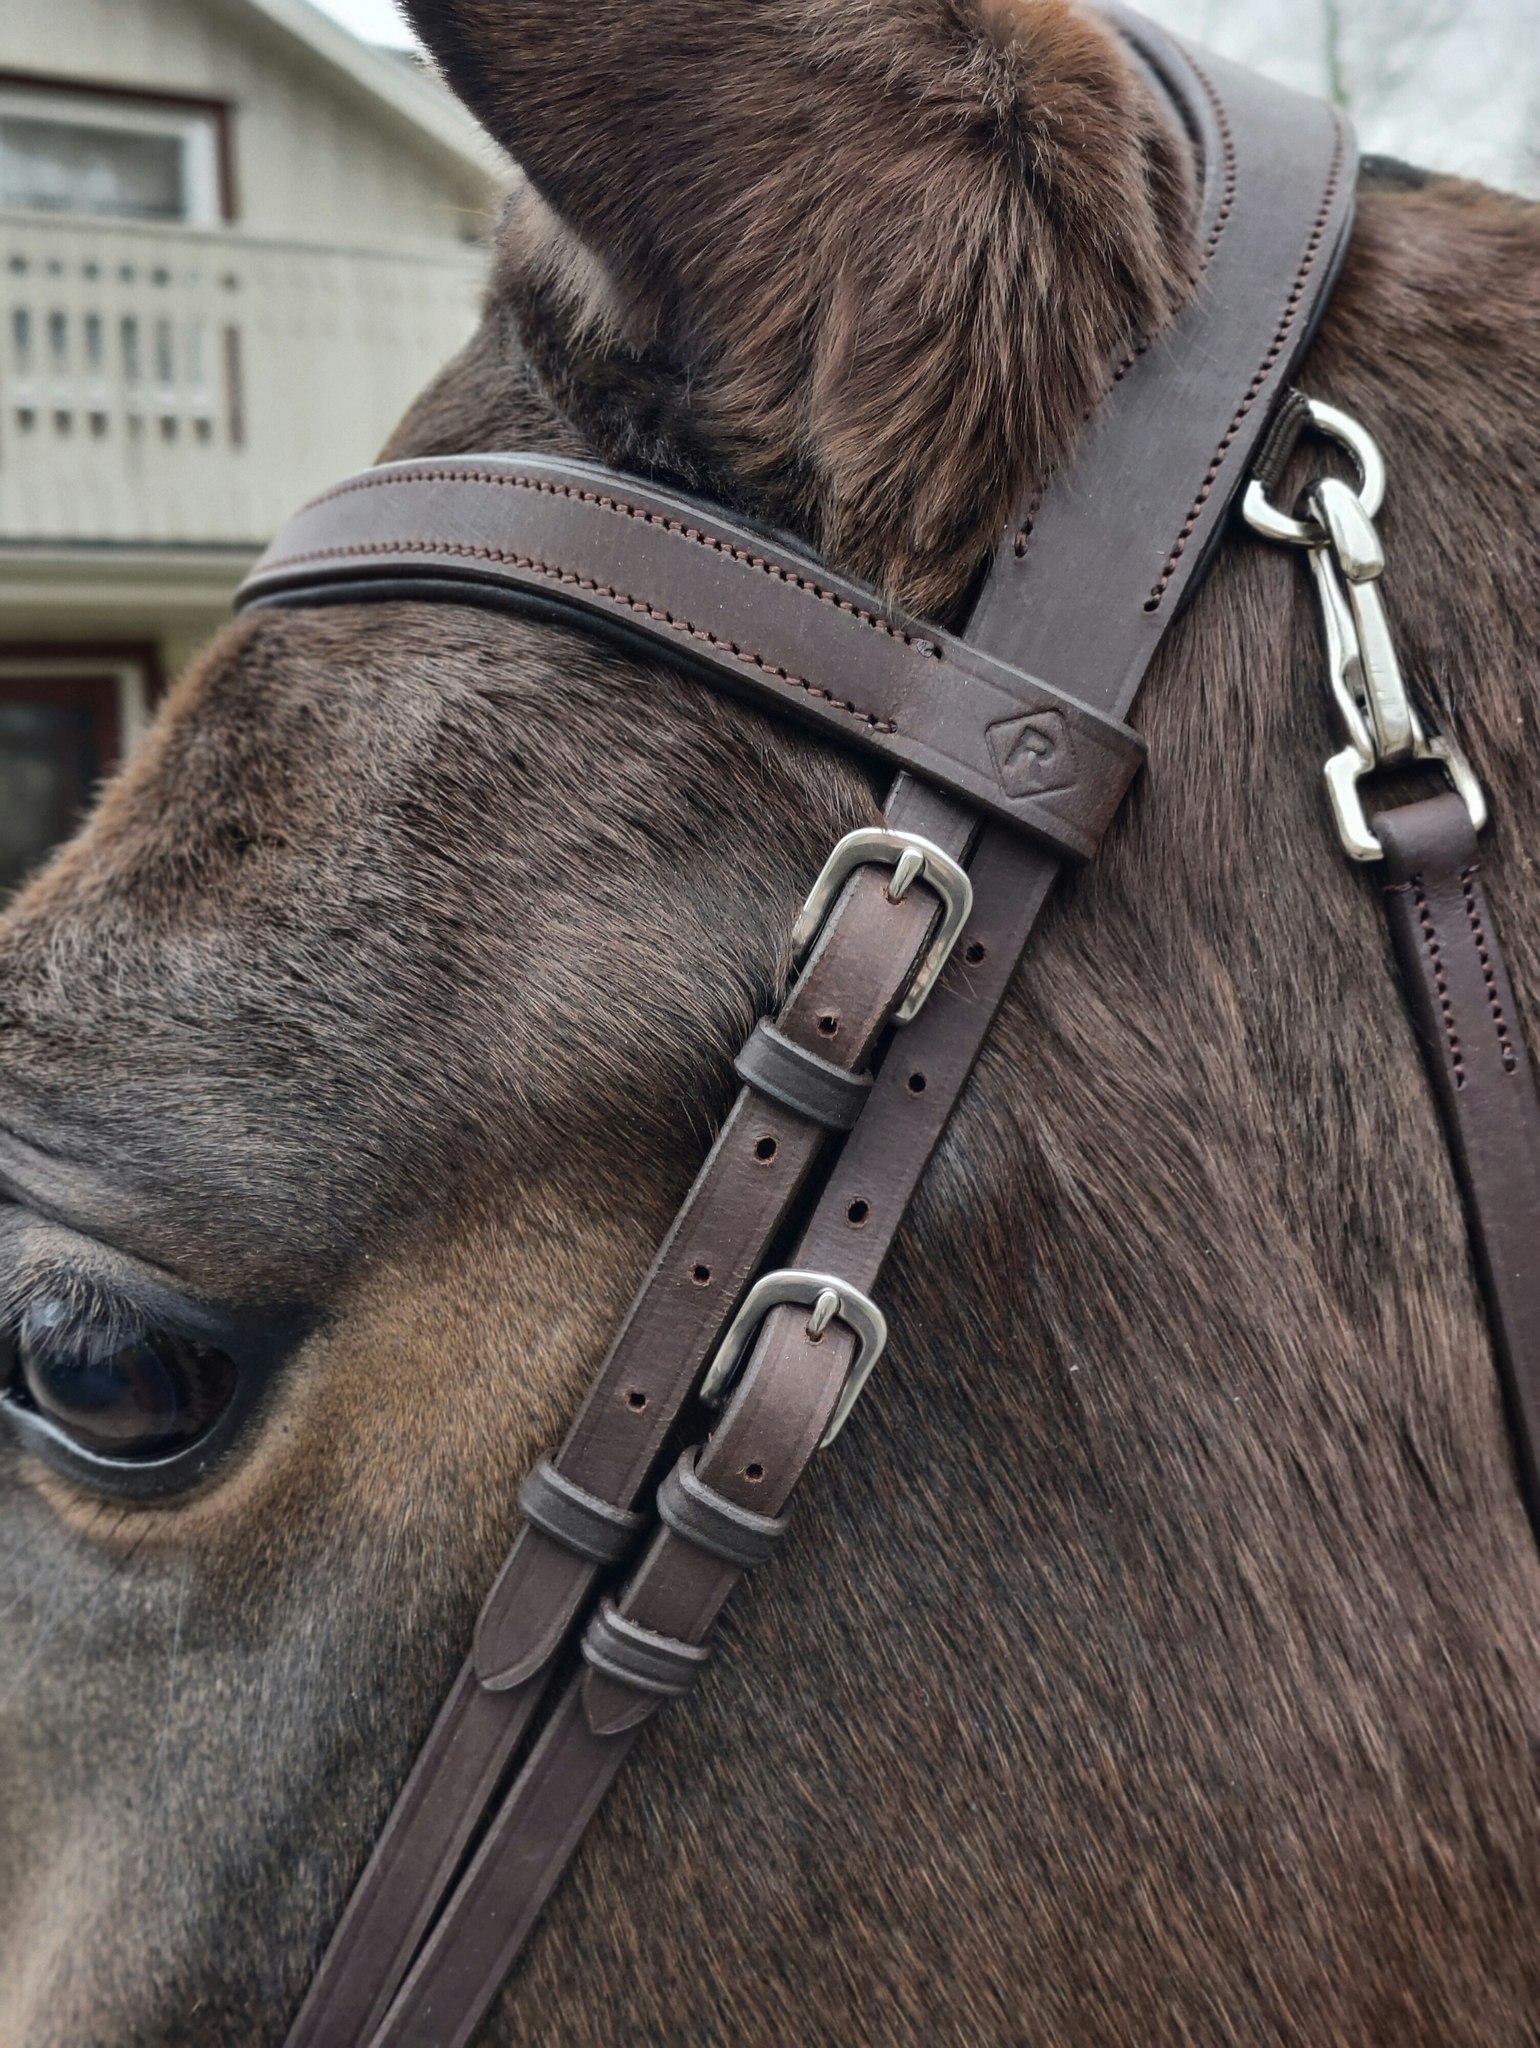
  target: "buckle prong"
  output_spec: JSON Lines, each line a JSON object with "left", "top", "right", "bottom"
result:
{"left": 807, "top": 1288, "right": 841, "bottom": 1340}
{"left": 886, "top": 846, "right": 927, "bottom": 903}
{"left": 792, "top": 828, "right": 973, "bottom": 1024}
{"left": 699, "top": 1269, "right": 889, "bottom": 1448}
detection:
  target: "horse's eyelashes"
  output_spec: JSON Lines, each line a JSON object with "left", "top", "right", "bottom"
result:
{"left": 0, "top": 1271, "right": 136, "bottom": 1357}
{"left": 1, "top": 1282, "right": 244, "bottom": 1476}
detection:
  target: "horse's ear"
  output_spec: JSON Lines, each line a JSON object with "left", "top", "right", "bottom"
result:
{"left": 405, "top": 0, "right": 1196, "bottom": 614}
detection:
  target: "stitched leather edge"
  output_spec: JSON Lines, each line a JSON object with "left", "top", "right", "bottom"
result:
{"left": 296, "top": 467, "right": 943, "bottom": 657}
{"left": 249, "top": 535, "right": 898, "bottom": 735}
{"left": 1144, "top": 115, "right": 1348, "bottom": 610}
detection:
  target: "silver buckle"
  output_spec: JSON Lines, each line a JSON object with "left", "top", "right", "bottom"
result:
{"left": 698, "top": 1269, "right": 889, "bottom": 1449}
{"left": 791, "top": 828, "right": 973, "bottom": 1024}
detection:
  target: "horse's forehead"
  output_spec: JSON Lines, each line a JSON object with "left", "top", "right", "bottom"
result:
{"left": 0, "top": 600, "right": 776, "bottom": 1296}
{"left": 0, "top": 667, "right": 432, "bottom": 1287}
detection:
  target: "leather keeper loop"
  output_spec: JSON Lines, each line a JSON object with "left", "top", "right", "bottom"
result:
{"left": 580, "top": 1601, "right": 711, "bottom": 1699}
{"left": 657, "top": 1449, "right": 788, "bottom": 1570}
{"left": 1249, "top": 385, "right": 1315, "bottom": 495}
{"left": 733, "top": 1018, "right": 873, "bottom": 1131}
{"left": 517, "top": 1454, "right": 646, "bottom": 1567}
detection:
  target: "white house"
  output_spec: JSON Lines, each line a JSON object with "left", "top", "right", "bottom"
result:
{"left": 0, "top": 0, "right": 503, "bottom": 894}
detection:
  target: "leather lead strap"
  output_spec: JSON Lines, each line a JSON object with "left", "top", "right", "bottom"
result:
{"left": 270, "top": 18, "right": 1357, "bottom": 2048}
{"left": 1376, "top": 795, "right": 1540, "bottom": 1525}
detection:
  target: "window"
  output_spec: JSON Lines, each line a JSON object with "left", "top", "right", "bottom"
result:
{"left": 0, "top": 85, "right": 224, "bottom": 227}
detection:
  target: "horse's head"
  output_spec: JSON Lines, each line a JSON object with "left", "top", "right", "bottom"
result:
{"left": 0, "top": 4, "right": 1196, "bottom": 2038}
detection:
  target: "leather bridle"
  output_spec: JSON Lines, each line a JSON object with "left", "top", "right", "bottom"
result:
{"left": 226, "top": 11, "right": 1540, "bottom": 2046}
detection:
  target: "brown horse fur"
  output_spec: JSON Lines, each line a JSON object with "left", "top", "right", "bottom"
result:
{"left": 0, "top": 0, "right": 1537, "bottom": 2041}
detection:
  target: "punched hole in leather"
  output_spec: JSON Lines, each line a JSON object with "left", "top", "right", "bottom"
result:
{"left": 656, "top": 1446, "right": 789, "bottom": 1570}
{"left": 469, "top": 782, "right": 972, "bottom": 1698}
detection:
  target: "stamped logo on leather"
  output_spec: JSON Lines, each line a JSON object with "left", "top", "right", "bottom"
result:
{"left": 986, "top": 709, "right": 1077, "bottom": 800}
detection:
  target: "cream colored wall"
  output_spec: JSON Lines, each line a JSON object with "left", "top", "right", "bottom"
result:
{"left": 0, "top": 546, "right": 243, "bottom": 762}
{"left": 0, "top": 0, "right": 501, "bottom": 753}
{"left": 1, "top": 0, "right": 502, "bottom": 546}
{"left": 2, "top": 0, "right": 500, "bottom": 249}
{"left": 0, "top": 0, "right": 504, "bottom": 755}
{"left": 0, "top": 210, "right": 491, "bottom": 543}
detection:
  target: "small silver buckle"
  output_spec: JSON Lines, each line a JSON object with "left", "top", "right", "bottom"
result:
{"left": 698, "top": 1268, "right": 889, "bottom": 1449}
{"left": 791, "top": 828, "right": 973, "bottom": 1024}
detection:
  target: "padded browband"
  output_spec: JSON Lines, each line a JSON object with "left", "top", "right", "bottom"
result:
{"left": 239, "top": 459, "right": 1144, "bottom": 862}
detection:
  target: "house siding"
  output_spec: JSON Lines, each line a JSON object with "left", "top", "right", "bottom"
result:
{"left": 0, "top": 0, "right": 504, "bottom": 890}
{"left": 2, "top": 0, "right": 497, "bottom": 248}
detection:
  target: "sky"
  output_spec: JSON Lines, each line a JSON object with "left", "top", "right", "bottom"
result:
{"left": 312, "top": 0, "right": 415, "bottom": 47}
{"left": 309, "top": 0, "right": 1536, "bottom": 195}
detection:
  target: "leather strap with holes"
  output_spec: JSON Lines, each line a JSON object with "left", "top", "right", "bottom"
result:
{"left": 266, "top": 17, "right": 1358, "bottom": 2048}
{"left": 1376, "top": 795, "right": 1540, "bottom": 1524}
{"left": 282, "top": 772, "right": 976, "bottom": 2048}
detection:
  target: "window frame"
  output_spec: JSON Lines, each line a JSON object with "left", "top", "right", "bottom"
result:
{"left": 0, "top": 72, "right": 235, "bottom": 227}
{"left": 0, "top": 645, "right": 161, "bottom": 765}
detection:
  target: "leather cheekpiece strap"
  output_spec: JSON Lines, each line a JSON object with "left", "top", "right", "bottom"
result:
{"left": 517, "top": 1455, "right": 646, "bottom": 1567}
{"left": 580, "top": 1601, "right": 712, "bottom": 1701}
{"left": 278, "top": 785, "right": 970, "bottom": 2048}
{"left": 734, "top": 1017, "right": 873, "bottom": 1132}
{"left": 656, "top": 1448, "right": 788, "bottom": 1570}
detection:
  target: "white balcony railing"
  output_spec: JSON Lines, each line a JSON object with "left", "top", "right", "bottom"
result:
{"left": 0, "top": 209, "right": 489, "bottom": 548}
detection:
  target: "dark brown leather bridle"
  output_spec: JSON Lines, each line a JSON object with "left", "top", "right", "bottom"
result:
{"left": 231, "top": 11, "right": 1540, "bottom": 2045}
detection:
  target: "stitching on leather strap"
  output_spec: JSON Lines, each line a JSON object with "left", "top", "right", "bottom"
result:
{"left": 1011, "top": 58, "right": 1236, "bottom": 569}
{"left": 1191, "top": 55, "right": 1240, "bottom": 267}
{"left": 296, "top": 468, "right": 943, "bottom": 658}
{"left": 253, "top": 538, "right": 898, "bottom": 734}
{"left": 1412, "top": 874, "right": 1465, "bottom": 1087}
{"left": 1461, "top": 866, "right": 1520, "bottom": 1072}
{"left": 1144, "top": 116, "right": 1347, "bottom": 612}
{"left": 1012, "top": 55, "right": 1234, "bottom": 569}
{"left": 1013, "top": 332, "right": 1155, "bottom": 560}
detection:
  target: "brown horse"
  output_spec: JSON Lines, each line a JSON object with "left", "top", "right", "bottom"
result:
{"left": 2, "top": 2, "right": 1537, "bottom": 2042}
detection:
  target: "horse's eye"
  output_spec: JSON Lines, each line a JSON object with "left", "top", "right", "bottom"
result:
{"left": 4, "top": 1299, "right": 240, "bottom": 1460}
